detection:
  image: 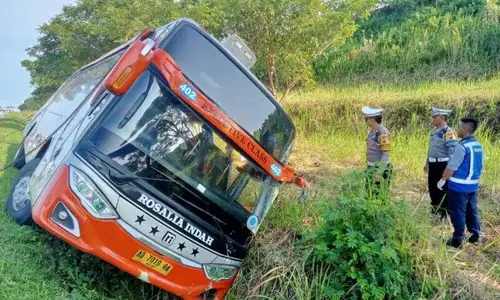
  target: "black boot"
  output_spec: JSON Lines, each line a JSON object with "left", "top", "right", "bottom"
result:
{"left": 446, "top": 237, "right": 464, "bottom": 249}
{"left": 468, "top": 234, "right": 482, "bottom": 244}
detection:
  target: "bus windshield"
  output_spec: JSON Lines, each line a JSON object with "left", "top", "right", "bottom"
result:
{"left": 161, "top": 24, "right": 295, "bottom": 162}
{"left": 87, "top": 70, "right": 278, "bottom": 227}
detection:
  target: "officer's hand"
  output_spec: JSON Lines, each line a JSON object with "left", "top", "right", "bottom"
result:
{"left": 423, "top": 165, "right": 429, "bottom": 174}
{"left": 437, "top": 179, "right": 446, "bottom": 190}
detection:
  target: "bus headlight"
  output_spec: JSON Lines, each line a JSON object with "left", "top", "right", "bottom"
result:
{"left": 69, "top": 166, "right": 118, "bottom": 219}
{"left": 25, "top": 133, "right": 45, "bottom": 161}
{"left": 202, "top": 264, "right": 238, "bottom": 282}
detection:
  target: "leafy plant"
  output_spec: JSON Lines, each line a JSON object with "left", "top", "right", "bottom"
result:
{"left": 307, "top": 172, "right": 422, "bottom": 299}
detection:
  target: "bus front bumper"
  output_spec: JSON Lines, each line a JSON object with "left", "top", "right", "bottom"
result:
{"left": 32, "top": 165, "right": 236, "bottom": 300}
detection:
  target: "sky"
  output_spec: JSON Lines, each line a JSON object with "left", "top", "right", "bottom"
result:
{"left": 0, "top": 0, "right": 75, "bottom": 108}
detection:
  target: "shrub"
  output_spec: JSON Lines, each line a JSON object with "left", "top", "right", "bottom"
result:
{"left": 307, "top": 172, "right": 423, "bottom": 299}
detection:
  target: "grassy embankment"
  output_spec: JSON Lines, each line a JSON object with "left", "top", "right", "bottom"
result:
{"left": 228, "top": 80, "right": 500, "bottom": 299}
{"left": 2, "top": 2, "right": 500, "bottom": 298}
{"left": 1, "top": 79, "right": 499, "bottom": 299}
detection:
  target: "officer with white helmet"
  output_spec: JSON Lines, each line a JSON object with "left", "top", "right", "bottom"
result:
{"left": 362, "top": 107, "right": 392, "bottom": 195}
{"left": 437, "top": 117, "right": 483, "bottom": 248}
{"left": 424, "top": 107, "right": 458, "bottom": 221}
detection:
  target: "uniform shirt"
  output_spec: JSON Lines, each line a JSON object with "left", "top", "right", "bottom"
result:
{"left": 426, "top": 125, "right": 458, "bottom": 162}
{"left": 367, "top": 125, "right": 391, "bottom": 164}
{"left": 447, "top": 144, "right": 466, "bottom": 170}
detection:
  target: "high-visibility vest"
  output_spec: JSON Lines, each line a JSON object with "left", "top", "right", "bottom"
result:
{"left": 448, "top": 136, "right": 484, "bottom": 193}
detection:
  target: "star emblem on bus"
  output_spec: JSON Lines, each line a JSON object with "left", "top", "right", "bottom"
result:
{"left": 177, "top": 242, "right": 186, "bottom": 251}
{"left": 191, "top": 248, "right": 199, "bottom": 257}
{"left": 135, "top": 215, "right": 145, "bottom": 225}
{"left": 150, "top": 226, "right": 159, "bottom": 236}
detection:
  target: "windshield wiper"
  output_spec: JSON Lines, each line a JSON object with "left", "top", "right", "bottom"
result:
{"left": 109, "top": 171, "right": 208, "bottom": 206}
{"left": 108, "top": 172, "right": 177, "bottom": 185}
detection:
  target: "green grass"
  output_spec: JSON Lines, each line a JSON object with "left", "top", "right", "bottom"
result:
{"left": 292, "top": 131, "right": 500, "bottom": 188}
{"left": 287, "top": 76, "right": 500, "bottom": 105}
{"left": 313, "top": 2, "right": 500, "bottom": 85}
{"left": 0, "top": 114, "right": 68, "bottom": 300}
{"left": 285, "top": 77, "right": 500, "bottom": 138}
{"left": 1, "top": 94, "right": 499, "bottom": 300}
{"left": 0, "top": 113, "right": 178, "bottom": 300}
{"left": 287, "top": 132, "right": 500, "bottom": 299}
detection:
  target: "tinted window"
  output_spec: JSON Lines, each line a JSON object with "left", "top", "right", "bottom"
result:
{"left": 45, "top": 52, "right": 122, "bottom": 116}
{"left": 162, "top": 25, "right": 294, "bottom": 161}
{"left": 87, "top": 70, "right": 276, "bottom": 225}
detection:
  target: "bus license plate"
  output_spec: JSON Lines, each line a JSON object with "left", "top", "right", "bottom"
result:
{"left": 132, "top": 249, "right": 173, "bottom": 276}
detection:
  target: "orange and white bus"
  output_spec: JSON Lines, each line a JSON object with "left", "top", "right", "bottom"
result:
{"left": 7, "top": 18, "right": 307, "bottom": 299}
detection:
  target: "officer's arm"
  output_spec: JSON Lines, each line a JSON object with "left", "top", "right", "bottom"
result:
{"left": 441, "top": 169, "right": 454, "bottom": 181}
{"left": 377, "top": 133, "right": 391, "bottom": 171}
{"left": 425, "top": 145, "right": 430, "bottom": 168}
{"left": 441, "top": 144, "right": 466, "bottom": 180}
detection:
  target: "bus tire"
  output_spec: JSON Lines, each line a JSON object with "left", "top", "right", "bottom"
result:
{"left": 6, "top": 158, "right": 41, "bottom": 226}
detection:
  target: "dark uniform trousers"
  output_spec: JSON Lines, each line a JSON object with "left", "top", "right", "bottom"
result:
{"left": 428, "top": 161, "right": 449, "bottom": 218}
{"left": 447, "top": 190, "right": 481, "bottom": 241}
{"left": 366, "top": 164, "right": 393, "bottom": 197}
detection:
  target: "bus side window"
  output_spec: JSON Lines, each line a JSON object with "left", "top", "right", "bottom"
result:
{"left": 46, "top": 51, "right": 123, "bottom": 117}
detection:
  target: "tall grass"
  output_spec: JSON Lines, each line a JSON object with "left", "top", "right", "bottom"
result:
{"left": 285, "top": 80, "right": 500, "bottom": 135}
{"left": 313, "top": 3, "right": 500, "bottom": 85}
{"left": 294, "top": 130, "right": 500, "bottom": 188}
{"left": 284, "top": 79, "right": 500, "bottom": 188}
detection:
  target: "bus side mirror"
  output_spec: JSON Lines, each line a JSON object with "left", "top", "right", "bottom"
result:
{"left": 299, "top": 188, "right": 308, "bottom": 203}
{"left": 104, "top": 38, "right": 155, "bottom": 96}
{"left": 294, "top": 176, "right": 309, "bottom": 203}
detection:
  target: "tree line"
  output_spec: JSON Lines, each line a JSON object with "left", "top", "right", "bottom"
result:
{"left": 19, "top": 0, "right": 377, "bottom": 110}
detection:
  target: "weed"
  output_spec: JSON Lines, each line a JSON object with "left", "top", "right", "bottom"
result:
{"left": 306, "top": 172, "right": 426, "bottom": 299}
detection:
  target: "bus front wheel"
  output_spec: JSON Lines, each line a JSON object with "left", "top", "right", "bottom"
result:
{"left": 6, "top": 158, "right": 41, "bottom": 226}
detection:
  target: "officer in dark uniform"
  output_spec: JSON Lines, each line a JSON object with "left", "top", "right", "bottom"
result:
{"left": 438, "top": 117, "right": 483, "bottom": 248}
{"left": 424, "top": 107, "right": 458, "bottom": 221}
{"left": 362, "top": 107, "right": 392, "bottom": 196}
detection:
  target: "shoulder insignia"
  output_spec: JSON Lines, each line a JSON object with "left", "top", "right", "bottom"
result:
{"left": 379, "top": 133, "right": 391, "bottom": 151}
{"left": 444, "top": 129, "right": 457, "bottom": 141}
